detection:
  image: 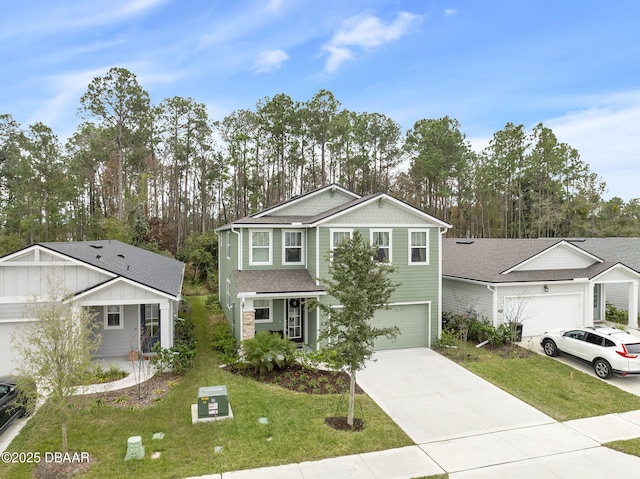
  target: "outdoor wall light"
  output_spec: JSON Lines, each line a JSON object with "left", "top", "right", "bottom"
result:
{"left": 544, "top": 285, "right": 549, "bottom": 293}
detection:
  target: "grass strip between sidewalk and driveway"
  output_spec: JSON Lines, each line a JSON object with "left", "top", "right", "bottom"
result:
{"left": 437, "top": 343, "right": 640, "bottom": 422}
{"left": 1, "top": 296, "right": 412, "bottom": 479}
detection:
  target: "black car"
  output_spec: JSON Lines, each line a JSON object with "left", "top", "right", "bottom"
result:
{"left": 0, "top": 376, "right": 28, "bottom": 437}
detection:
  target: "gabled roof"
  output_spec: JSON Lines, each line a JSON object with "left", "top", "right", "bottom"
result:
{"left": 218, "top": 187, "right": 451, "bottom": 230}
{"left": 251, "top": 184, "right": 359, "bottom": 218}
{"left": 442, "top": 238, "right": 635, "bottom": 283}
{"left": 38, "top": 240, "right": 184, "bottom": 298}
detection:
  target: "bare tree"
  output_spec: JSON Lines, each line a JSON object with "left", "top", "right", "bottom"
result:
{"left": 12, "top": 276, "right": 101, "bottom": 452}
{"left": 502, "top": 291, "right": 531, "bottom": 346}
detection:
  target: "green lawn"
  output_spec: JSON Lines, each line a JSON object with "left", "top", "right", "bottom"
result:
{"left": 1, "top": 297, "right": 412, "bottom": 479}
{"left": 439, "top": 344, "right": 640, "bottom": 422}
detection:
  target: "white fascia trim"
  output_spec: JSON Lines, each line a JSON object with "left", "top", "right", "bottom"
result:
{"left": 590, "top": 263, "right": 640, "bottom": 281}
{"left": 238, "top": 292, "right": 326, "bottom": 300}
{"left": 311, "top": 194, "right": 452, "bottom": 228}
{"left": 253, "top": 185, "right": 360, "bottom": 218}
{"left": 0, "top": 245, "right": 118, "bottom": 279}
{"left": 502, "top": 240, "right": 603, "bottom": 274}
{"left": 73, "top": 276, "right": 178, "bottom": 303}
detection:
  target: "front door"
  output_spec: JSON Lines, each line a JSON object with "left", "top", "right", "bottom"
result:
{"left": 287, "top": 298, "right": 304, "bottom": 344}
{"left": 141, "top": 304, "right": 160, "bottom": 353}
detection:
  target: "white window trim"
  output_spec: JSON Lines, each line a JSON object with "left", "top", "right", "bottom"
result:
{"left": 254, "top": 299, "right": 273, "bottom": 323}
{"left": 226, "top": 279, "right": 231, "bottom": 310}
{"left": 104, "top": 305, "right": 123, "bottom": 330}
{"left": 408, "top": 229, "right": 430, "bottom": 265}
{"left": 249, "top": 229, "right": 273, "bottom": 265}
{"left": 226, "top": 231, "right": 231, "bottom": 259}
{"left": 330, "top": 228, "right": 353, "bottom": 262}
{"left": 282, "top": 230, "right": 304, "bottom": 265}
{"left": 330, "top": 228, "right": 353, "bottom": 250}
{"left": 370, "top": 228, "right": 393, "bottom": 263}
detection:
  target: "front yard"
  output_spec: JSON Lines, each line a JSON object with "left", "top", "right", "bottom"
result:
{"left": 1, "top": 297, "right": 411, "bottom": 479}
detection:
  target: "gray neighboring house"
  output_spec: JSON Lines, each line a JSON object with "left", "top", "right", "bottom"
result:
{"left": 0, "top": 240, "right": 185, "bottom": 376}
{"left": 442, "top": 238, "right": 640, "bottom": 337}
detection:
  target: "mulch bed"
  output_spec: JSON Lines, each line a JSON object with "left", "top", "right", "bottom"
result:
{"left": 32, "top": 453, "right": 97, "bottom": 479}
{"left": 324, "top": 417, "right": 364, "bottom": 431}
{"left": 80, "top": 372, "right": 182, "bottom": 409}
{"left": 224, "top": 363, "right": 363, "bottom": 395}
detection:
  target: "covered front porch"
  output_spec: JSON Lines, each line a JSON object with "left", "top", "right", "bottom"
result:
{"left": 233, "top": 269, "right": 326, "bottom": 349}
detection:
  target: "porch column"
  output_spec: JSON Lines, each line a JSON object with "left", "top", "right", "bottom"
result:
{"left": 629, "top": 281, "right": 639, "bottom": 330}
{"left": 242, "top": 298, "right": 255, "bottom": 340}
{"left": 160, "top": 301, "right": 171, "bottom": 349}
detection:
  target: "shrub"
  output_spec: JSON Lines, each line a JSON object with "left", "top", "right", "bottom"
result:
{"left": 211, "top": 321, "right": 239, "bottom": 363}
{"left": 151, "top": 317, "right": 197, "bottom": 375}
{"left": 242, "top": 331, "right": 296, "bottom": 375}
{"left": 205, "top": 294, "right": 223, "bottom": 314}
{"left": 605, "top": 302, "right": 640, "bottom": 325}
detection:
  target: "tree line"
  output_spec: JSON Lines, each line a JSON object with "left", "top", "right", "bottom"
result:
{"left": 1, "top": 67, "right": 638, "bottom": 261}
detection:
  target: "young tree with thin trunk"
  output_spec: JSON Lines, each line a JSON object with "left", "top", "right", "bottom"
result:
{"left": 310, "top": 230, "right": 400, "bottom": 427}
{"left": 12, "top": 276, "right": 101, "bottom": 452}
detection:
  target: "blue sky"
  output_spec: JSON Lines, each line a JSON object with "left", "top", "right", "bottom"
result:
{"left": 2, "top": 0, "right": 639, "bottom": 200}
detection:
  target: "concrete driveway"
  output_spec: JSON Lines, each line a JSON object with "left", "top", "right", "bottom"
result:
{"left": 357, "top": 347, "right": 640, "bottom": 478}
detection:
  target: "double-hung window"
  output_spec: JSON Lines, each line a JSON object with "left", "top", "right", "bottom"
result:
{"left": 330, "top": 229, "right": 352, "bottom": 261}
{"left": 409, "top": 229, "right": 429, "bottom": 265}
{"left": 226, "top": 278, "right": 231, "bottom": 309}
{"left": 226, "top": 231, "right": 231, "bottom": 259}
{"left": 254, "top": 299, "right": 272, "bottom": 323}
{"left": 104, "top": 305, "right": 123, "bottom": 329}
{"left": 283, "top": 231, "right": 303, "bottom": 264}
{"left": 250, "top": 230, "right": 272, "bottom": 265}
{"left": 371, "top": 229, "right": 392, "bottom": 263}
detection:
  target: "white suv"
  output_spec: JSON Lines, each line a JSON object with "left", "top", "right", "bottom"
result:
{"left": 541, "top": 326, "right": 640, "bottom": 379}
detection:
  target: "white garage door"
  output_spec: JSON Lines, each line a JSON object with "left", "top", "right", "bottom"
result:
{"left": 505, "top": 293, "right": 583, "bottom": 337}
{"left": 0, "top": 321, "right": 23, "bottom": 376}
{"left": 371, "top": 303, "right": 430, "bottom": 350}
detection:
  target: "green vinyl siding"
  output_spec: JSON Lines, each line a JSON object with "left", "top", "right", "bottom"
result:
{"left": 242, "top": 229, "right": 308, "bottom": 270}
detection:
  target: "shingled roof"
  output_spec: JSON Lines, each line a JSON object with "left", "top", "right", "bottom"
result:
{"left": 233, "top": 269, "right": 325, "bottom": 295}
{"left": 441, "top": 238, "right": 628, "bottom": 283}
{"left": 39, "top": 240, "right": 184, "bottom": 298}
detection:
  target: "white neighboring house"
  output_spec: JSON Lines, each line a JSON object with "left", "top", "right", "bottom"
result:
{"left": 442, "top": 238, "right": 640, "bottom": 337}
{"left": 0, "top": 240, "right": 185, "bottom": 376}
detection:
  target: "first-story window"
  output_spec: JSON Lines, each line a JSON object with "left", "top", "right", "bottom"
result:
{"left": 104, "top": 305, "right": 123, "bottom": 329}
{"left": 226, "top": 279, "right": 231, "bottom": 309}
{"left": 254, "top": 299, "right": 272, "bottom": 323}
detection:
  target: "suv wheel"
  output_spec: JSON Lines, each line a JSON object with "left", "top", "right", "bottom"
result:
{"left": 542, "top": 339, "right": 558, "bottom": 357}
{"left": 594, "top": 358, "right": 612, "bottom": 379}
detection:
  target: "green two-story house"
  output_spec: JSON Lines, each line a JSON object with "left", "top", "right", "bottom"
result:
{"left": 215, "top": 184, "right": 450, "bottom": 350}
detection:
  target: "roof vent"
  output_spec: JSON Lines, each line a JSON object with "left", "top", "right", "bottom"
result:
{"left": 96, "top": 255, "right": 101, "bottom": 259}
{"left": 456, "top": 240, "right": 474, "bottom": 245}
{"left": 89, "top": 244, "right": 103, "bottom": 249}
{"left": 118, "top": 254, "right": 125, "bottom": 258}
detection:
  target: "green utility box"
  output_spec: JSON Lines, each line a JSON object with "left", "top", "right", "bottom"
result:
{"left": 197, "top": 386, "right": 229, "bottom": 418}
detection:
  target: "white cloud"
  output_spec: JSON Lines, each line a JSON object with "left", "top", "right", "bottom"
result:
{"left": 254, "top": 49, "right": 290, "bottom": 73}
{"left": 444, "top": 9, "right": 457, "bottom": 16}
{"left": 324, "top": 11, "right": 422, "bottom": 73}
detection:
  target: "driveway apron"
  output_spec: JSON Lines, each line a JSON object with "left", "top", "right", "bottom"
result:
{"left": 357, "top": 348, "right": 640, "bottom": 477}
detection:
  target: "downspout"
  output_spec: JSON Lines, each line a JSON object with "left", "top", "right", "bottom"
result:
{"left": 487, "top": 284, "right": 498, "bottom": 327}
{"left": 437, "top": 226, "right": 448, "bottom": 345}
{"left": 231, "top": 226, "right": 241, "bottom": 271}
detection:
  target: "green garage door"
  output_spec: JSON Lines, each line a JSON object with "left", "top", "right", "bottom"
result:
{"left": 372, "top": 304, "right": 430, "bottom": 350}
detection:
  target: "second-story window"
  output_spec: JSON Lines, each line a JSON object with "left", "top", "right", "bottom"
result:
{"left": 409, "top": 229, "right": 429, "bottom": 264}
{"left": 226, "top": 231, "right": 231, "bottom": 259}
{"left": 250, "top": 230, "right": 272, "bottom": 265}
{"left": 371, "top": 229, "right": 392, "bottom": 263}
{"left": 283, "top": 231, "right": 303, "bottom": 264}
{"left": 330, "top": 229, "right": 353, "bottom": 262}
